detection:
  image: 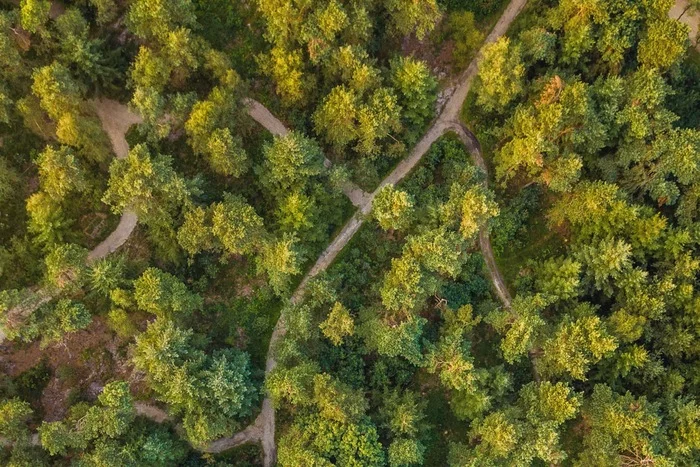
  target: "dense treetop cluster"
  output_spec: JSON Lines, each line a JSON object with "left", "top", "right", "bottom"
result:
{"left": 0, "top": 0, "right": 699, "bottom": 465}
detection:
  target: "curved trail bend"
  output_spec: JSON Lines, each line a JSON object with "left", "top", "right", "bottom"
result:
{"left": 212, "top": 0, "right": 527, "bottom": 464}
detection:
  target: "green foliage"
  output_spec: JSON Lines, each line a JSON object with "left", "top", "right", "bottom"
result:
{"left": 449, "top": 382, "right": 581, "bottom": 465}
{"left": 211, "top": 193, "right": 265, "bottom": 256}
{"left": 384, "top": 0, "right": 441, "bottom": 40}
{"left": 475, "top": 37, "right": 524, "bottom": 113}
{"left": 320, "top": 302, "right": 355, "bottom": 346}
{"left": 576, "top": 385, "right": 668, "bottom": 466}
{"left": 485, "top": 294, "right": 546, "bottom": 363}
{"left": 19, "top": 0, "right": 50, "bottom": 34}
{"left": 256, "top": 234, "right": 301, "bottom": 296}
{"left": 447, "top": 11, "right": 485, "bottom": 69}
{"left": 372, "top": 185, "right": 414, "bottom": 232}
{"left": 44, "top": 243, "right": 88, "bottom": 292}
{"left": 0, "top": 398, "right": 33, "bottom": 443}
{"left": 133, "top": 318, "right": 257, "bottom": 445}
{"left": 539, "top": 312, "right": 618, "bottom": 380}
{"left": 133, "top": 268, "right": 203, "bottom": 319}
{"left": 390, "top": 57, "right": 437, "bottom": 128}
{"left": 39, "top": 381, "right": 134, "bottom": 456}
{"left": 638, "top": 18, "right": 689, "bottom": 70}
{"left": 278, "top": 414, "right": 385, "bottom": 467}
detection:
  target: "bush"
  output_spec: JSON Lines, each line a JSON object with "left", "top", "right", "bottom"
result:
{"left": 14, "top": 360, "right": 52, "bottom": 404}
{"left": 448, "top": 11, "right": 485, "bottom": 69}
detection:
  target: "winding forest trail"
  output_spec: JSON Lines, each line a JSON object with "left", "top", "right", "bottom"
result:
{"left": 3, "top": 0, "right": 527, "bottom": 456}
{"left": 87, "top": 98, "right": 142, "bottom": 262}
{"left": 210, "top": 0, "right": 527, "bottom": 464}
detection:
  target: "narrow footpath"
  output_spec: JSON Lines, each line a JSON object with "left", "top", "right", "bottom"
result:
{"left": 209, "top": 1, "right": 527, "bottom": 464}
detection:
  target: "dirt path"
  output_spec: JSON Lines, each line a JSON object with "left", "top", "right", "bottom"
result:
{"left": 208, "top": 1, "right": 527, "bottom": 464}
{"left": 87, "top": 99, "right": 143, "bottom": 261}
{"left": 244, "top": 98, "right": 289, "bottom": 137}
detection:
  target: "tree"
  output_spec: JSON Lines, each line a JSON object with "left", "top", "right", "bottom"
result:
{"left": 39, "top": 381, "right": 135, "bottom": 456}
{"left": 447, "top": 11, "right": 485, "bottom": 69}
{"left": 360, "top": 315, "right": 426, "bottom": 365}
{"left": 576, "top": 385, "right": 668, "bottom": 466}
{"left": 638, "top": 19, "right": 689, "bottom": 70}
{"left": 278, "top": 414, "right": 385, "bottom": 467}
{"left": 389, "top": 438, "right": 425, "bottom": 466}
{"left": 260, "top": 131, "right": 325, "bottom": 195}
{"left": 258, "top": 46, "right": 308, "bottom": 106}
{"left": 313, "top": 85, "right": 358, "bottom": 150}
{"left": 185, "top": 73, "right": 248, "bottom": 177}
{"left": 424, "top": 332, "right": 475, "bottom": 391}
{"left": 372, "top": 185, "right": 414, "bottom": 231}
{"left": 36, "top": 299, "right": 92, "bottom": 346}
{"left": 449, "top": 382, "right": 580, "bottom": 465}
{"left": 132, "top": 318, "right": 256, "bottom": 445}
{"left": 32, "top": 62, "right": 110, "bottom": 162}
{"left": 486, "top": 294, "right": 547, "bottom": 364}
{"left": 44, "top": 243, "right": 88, "bottom": 292}
{"left": 383, "top": 0, "right": 440, "bottom": 40}
{"left": 177, "top": 206, "right": 215, "bottom": 256}
{"left": 256, "top": 235, "right": 300, "bottom": 296}
{"left": 103, "top": 144, "right": 191, "bottom": 253}
{"left": 520, "top": 27, "right": 556, "bottom": 65}
{"left": 538, "top": 312, "right": 618, "bottom": 380}
{"left": 54, "top": 8, "right": 120, "bottom": 91}
{"left": 36, "top": 146, "right": 87, "bottom": 198}
{"left": 131, "top": 46, "right": 171, "bottom": 91}
{"left": 89, "top": 0, "right": 119, "bottom": 25}
{"left": 0, "top": 158, "right": 20, "bottom": 204}
{"left": 475, "top": 37, "right": 525, "bottom": 113}
{"left": 126, "top": 0, "right": 197, "bottom": 43}
{"left": 534, "top": 257, "right": 582, "bottom": 301}
{"left": 453, "top": 185, "right": 499, "bottom": 240}
{"left": 407, "top": 228, "right": 464, "bottom": 278}
{"left": 320, "top": 301, "right": 354, "bottom": 346}
{"left": 266, "top": 360, "right": 319, "bottom": 408}
{"left": 575, "top": 237, "right": 632, "bottom": 296}
{"left": 380, "top": 255, "right": 424, "bottom": 315}
{"left": 32, "top": 62, "right": 82, "bottom": 121}
{"left": 133, "top": 268, "right": 203, "bottom": 319}
{"left": 355, "top": 87, "right": 402, "bottom": 156}
{"left": 0, "top": 399, "right": 33, "bottom": 444}
{"left": 211, "top": 193, "right": 265, "bottom": 256}
{"left": 313, "top": 373, "right": 367, "bottom": 423}
{"left": 88, "top": 256, "right": 126, "bottom": 297}
{"left": 19, "top": 0, "right": 50, "bottom": 34}
{"left": 390, "top": 57, "right": 436, "bottom": 127}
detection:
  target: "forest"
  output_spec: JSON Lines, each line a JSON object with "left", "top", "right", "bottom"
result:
{"left": 0, "top": 0, "right": 699, "bottom": 465}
